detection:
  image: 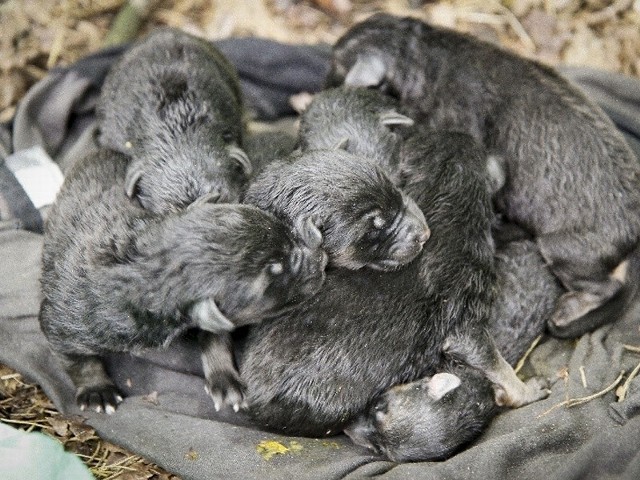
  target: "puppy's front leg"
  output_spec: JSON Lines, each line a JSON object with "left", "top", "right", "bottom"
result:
{"left": 198, "top": 331, "right": 246, "bottom": 412}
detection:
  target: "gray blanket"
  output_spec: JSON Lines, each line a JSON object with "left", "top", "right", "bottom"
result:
{"left": 1, "top": 40, "right": 640, "bottom": 480}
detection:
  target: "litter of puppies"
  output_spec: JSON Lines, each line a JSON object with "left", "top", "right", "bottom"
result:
{"left": 38, "top": 15, "right": 640, "bottom": 463}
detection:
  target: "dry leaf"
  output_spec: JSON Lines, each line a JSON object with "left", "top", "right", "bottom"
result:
{"left": 143, "top": 391, "right": 159, "bottom": 405}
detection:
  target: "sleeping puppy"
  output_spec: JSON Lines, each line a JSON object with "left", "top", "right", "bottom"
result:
{"left": 244, "top": 149, "right": 430, "bottom": 272}
{"left": 345, "top": 238, "right": 562, "bottom": 462}
{"left": 298, "top": 86, "right": 505, "bottom": 200}
{"left": 298, "top": 87, "right": 414, "bottom": 174}
{"left": 239, "top": 132, "right": 549, "bottom": 438}
{"left": 39, "top": 149, "right": 327, "bottom": 414}
{"left": 328, "top": 13, "right": 640, "bottom": 337}
{"left": 96, "top": 28, "right": 252, "bottom": 214}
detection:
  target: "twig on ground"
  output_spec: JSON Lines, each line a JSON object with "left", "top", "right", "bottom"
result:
{"left": 103, "top": 0, "right": 159, "bottom": 47}
{"left": 514, "top": 335, "right": 543, "bottom": 374}
{"left": 616, "top": 359, "right": 640, "bottom": 402}
{"left": 583, "top": 0, "right": 633, "bottom": 26}
{"left": 623, "top": 344, "right": 640, "bottom": 354}
{"left": 537, "top": 370, "right": 625, "bottom": 418}
{"left": 579, "top": 365, "right": 588, "bottom": 388}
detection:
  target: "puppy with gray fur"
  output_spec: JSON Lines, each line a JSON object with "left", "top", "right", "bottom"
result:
{"left": 244, "top": 149, "right": 430, "bottom": 272}
{"left": 96, "top": 28, "right": 252, "bottom": 214}
{"left": 328, "top": 13, "right": 640, "bottom": 337}
{"left": 39, "top": 148, "right": 327, "bottom": 414}
{"left": 345, "top": 238, "right": 562, "bottom": 462}
{"left": 239, "top": 132, "right": 549, "bottom": 438}
{"left": 298, "top": 87, "right": 414, "bottom": 174}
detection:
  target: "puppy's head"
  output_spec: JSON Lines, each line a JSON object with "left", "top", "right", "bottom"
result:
{"left": 124, "top": 70, "right": 252, "bottom": 214}
{"left": 184, "top": 204, "right": 327, "bottom": 332}
{"left": 313, "top": 153, "right": 430, "bottom": 271}
{"left": 124, "top": 140, "right": 252, "bottom": 215}
{"left": 328, "top": 14, "right": 432, "bottom": 101}
{"left": 344, "top": 369, "right": 498, "bottom": 462}
{"left": 298, "top": 87, "right": 414, "bottom": 169}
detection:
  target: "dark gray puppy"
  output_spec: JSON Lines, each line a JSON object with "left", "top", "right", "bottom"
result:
{"left": 298, "top": 87, "right": 414, "bottom": 174}
{"left": 328, "top": 13, "right": 640, "bottom": 337}
{"left": 39, "top": 148, "right": 327, "bottom": 413}
{"left": 345, "top": 239, "right": 562, "bottom": 462}
{"left": 298, "top": 87, "right": 506, "bottom": 195}
{"left": 239, "top": 132, "right": 548, "bottom": 438}
{"left": 244, "top": 149, "right": 430, "bottom": 272}
{"left": 96, "top": 28, "right": 252, "bottom": 214}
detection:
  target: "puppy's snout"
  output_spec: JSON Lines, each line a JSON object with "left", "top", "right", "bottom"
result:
{"left": 403, "top": 220, "right": 431, "bottom": 246}
{"left": 344, "top": 418, "right": 380, "bottom": 454}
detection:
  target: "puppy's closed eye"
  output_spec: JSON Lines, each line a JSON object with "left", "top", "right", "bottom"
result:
{"left": 372, "top": 215, "right": 386, "bottom": 229}
{"left": 268, "top": 262, "right": 284, "bottom": 275}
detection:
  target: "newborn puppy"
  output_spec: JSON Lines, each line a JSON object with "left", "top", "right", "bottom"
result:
{"left": 298, "top": 86, "right": 505, "bottom": 196}
{"left": 96, "top": 28, "right": 252, "bottom": 214}
{"left": 329, "top": 13, "right": 640, "bottom": 336}
{"left": 244, "top": 149, "right": 430, "bottom": 271}
{"left": 39, "top": 149, "right": 327, "bottom": 413}
{"left": 298, "top": 87, "right": 414, "bottom": 173}
{"left": 345, "top": 239, "right": 562, "bottom": 462}
{"left": 239, "top": 132, "right": 548, "bottom": 437}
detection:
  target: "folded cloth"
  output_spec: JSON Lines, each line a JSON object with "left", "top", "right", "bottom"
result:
{"left": 2, "top": 38, "right": 640, "bottom": 480}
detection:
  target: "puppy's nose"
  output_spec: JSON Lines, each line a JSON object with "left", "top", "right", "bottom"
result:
{"left": 402, "top": 219, "right": 430, "bottom": 246}
{"left": 416, "top": 226, "right": 431, "bottom": 245}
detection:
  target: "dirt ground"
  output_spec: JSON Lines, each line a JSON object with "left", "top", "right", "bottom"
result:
{"left": 1, "top": 0, "right": 639, "bottom": 124}
{"left": 1, "top": 1, "right": 639, "bottom": 478}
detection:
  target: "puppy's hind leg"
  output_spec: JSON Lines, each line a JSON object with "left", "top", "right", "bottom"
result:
{"left": 444, "top": 332, "right": 549, "bottom": 408}
{"left": 198, "top": 331, "right": 246, "bottom": 412}
{"left": 56, "top": 352, "right": 123, "bottom": 414}
{"left": 538, "top": 231, "right": 634, "bottom": 334}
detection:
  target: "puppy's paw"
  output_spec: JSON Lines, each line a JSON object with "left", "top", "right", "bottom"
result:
{"left": 524, "top": 377, "right": 551, "bottom": 402}
{"left": 549, "top": 291, "right": 601, "bottom": 328}
{"left": 76, "top": 384, "right": 124, "bottom": 414}
{"left": 494, "top": 376, "right": 550, "bottom": 407}
{"left": 205, "top": 369, "right": 247, "bottom": 413}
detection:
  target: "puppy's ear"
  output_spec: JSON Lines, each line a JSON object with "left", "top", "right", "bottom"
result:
{"left": 296, "top": 216, "right": 323, "bottom": 250}
{"left": 190, "top": 297, "right": 235, "bottom": 333}
{"left": 345, "top": 53, "right": 387, "bottom": 87}
{"left": 124, "top": 166, "right": 143, "bottom": 199}
{"left": 228, "top": 145, "right": 253, "bottom": 177}
{"left": 427, "top": 373, "right": 461, "bottom": 401}
{"left": 379, "top": 110, "right": 414, "bottom": 127}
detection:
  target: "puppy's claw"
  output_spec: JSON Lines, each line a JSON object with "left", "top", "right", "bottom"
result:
{"left": 205, "top": 369, "right": 247, "bottom": 413}
{"left": 76, "top": 384, "right": 123, "bottom": 414}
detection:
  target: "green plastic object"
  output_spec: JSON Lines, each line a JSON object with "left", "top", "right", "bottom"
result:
{"left": 0, "top": 422, "right": 94, "bottom": 480}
